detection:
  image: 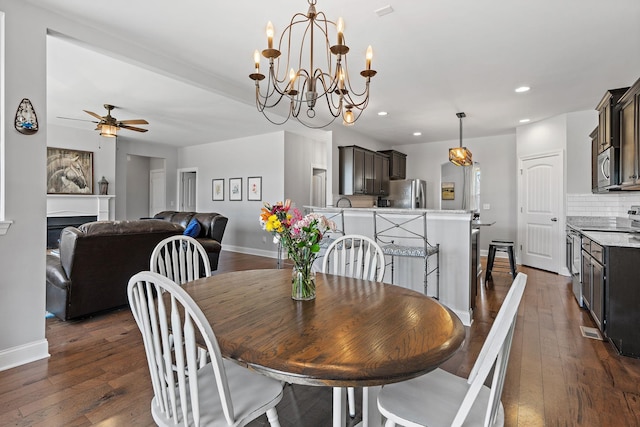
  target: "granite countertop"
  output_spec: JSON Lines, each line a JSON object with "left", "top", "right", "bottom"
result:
{"left": 306, "top": 205, "right": 470, "bottom": 216}
{"left": 581, "top": 230, "right": 640, "bottom": 248}
{"left": 567, "top": 216, "right": 640, "bottom": 247}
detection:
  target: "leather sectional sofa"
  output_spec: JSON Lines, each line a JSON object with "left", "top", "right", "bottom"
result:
{"left": 152, "top": 211, "right": 228, "bottom": 271}
{"left": 46, "top": 219, "right": 185, "bottom": 321}
{"left": 46, "top": 212, "right": 228, "bottom": 321}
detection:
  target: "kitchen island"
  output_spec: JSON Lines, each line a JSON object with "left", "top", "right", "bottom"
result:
{"left": 307, "top": 206, "right": 475, "bottom": 326}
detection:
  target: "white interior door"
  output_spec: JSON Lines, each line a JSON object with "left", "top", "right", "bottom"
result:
{"left": 311, "top": 168, "right": 326, "bottom": 207}
{"left": 181, "top": 171, "right": 197, "bottom": 211}
{"left": 149, "top": 169, "right": 166, "bottom": 216}
{"left": 518, "top": 152, "right": 563, "bottom": 273}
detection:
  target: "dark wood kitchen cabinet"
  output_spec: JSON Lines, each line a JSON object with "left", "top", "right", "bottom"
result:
{"left": 374, "top": 152, "right": 390, "bottom": 195}
{"left": 596, "top": 87, "right": 628, "bottom": 153}
{"left": 606, "top": 246, "right": 640, "bottom": 357}
{"left": 378, "top": 150, "right": 406, "bottom": 180}
{"left": 339, "top": 146, "right": 388, "bottom": 195}
{"left": 619, "top": 78, "right": 640, "bottom": 189}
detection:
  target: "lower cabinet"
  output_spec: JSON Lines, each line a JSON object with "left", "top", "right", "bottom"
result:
{"left": 590, "top": 258, "right": 605, "bottom": 330}
{"left": 581, "top": 237, "right": 605, "bottom": 331}
{"left": 606, "top": 246, "right": 640, "bottom": 358}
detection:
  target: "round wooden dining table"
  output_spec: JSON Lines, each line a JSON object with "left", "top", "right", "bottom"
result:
{"left": 182, "top": 269, "right": 465, "bottom": 426}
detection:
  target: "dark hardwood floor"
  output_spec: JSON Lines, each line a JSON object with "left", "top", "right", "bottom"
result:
{"left": 1, "top": 251, "right": 639, "bottom": 426}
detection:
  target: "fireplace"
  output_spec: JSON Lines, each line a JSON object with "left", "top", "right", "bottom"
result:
{"left": 46, "top": 195, "right": 114, "bottom": 248}
{"left": 47, "top": 216, "right": 97, "bottom": 248}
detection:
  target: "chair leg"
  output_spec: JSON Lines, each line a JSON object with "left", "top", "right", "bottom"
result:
{"left": 348, "top": 386, "right": 356, "bottom": 417}
{"left": 390, "top": 256, "right": 395, "bottom": 285}
{"left": 266, "top": 407, "right": 281, "bottom": 427}
{"left": 485, "top": 245, "right": 496, "bottom": 282}
{"left": 508, "top": 246, "right": 517, "bottom": 278}
{"left": 436, "top": 245, "right": 440, "bottom": 299}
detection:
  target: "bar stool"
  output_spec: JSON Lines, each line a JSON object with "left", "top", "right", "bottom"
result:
{"left": 485, "top": 240, "right": 516, "bottom": 283}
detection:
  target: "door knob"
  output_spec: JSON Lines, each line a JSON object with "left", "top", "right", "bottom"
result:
{"left": 551, "top": 217, "right": 558, "bottom": 222}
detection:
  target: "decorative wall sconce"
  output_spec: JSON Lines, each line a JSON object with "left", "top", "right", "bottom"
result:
{"left": 15, "top": 98, "right": 39, "bottom": 135}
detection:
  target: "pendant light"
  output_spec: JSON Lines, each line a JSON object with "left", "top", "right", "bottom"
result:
{"left": 449, "top": 112, "right": 473, "bottom": 166}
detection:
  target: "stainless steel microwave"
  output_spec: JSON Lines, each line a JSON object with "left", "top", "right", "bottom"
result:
{"left": 597, "top": 147, "right": 619, "bottom": 190}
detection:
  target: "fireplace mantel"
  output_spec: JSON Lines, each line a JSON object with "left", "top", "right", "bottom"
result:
{"left": 47, "top": 195, "right": 115, "bottom": 220}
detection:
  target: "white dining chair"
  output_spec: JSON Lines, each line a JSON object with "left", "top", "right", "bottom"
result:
{"left": 150, "top": 235, "right": 212, "bottom": 285}
{"left": 322, "top": 234, "right": 386, "bottom": 282}
{"left": 377, "top": 272, "right": 528, "bottom": 427}
{"left": 322, "top": 234, "right": 386, "bottom": 418}
{"left": 128, "top": 271, "right": 284, "bottom": 427}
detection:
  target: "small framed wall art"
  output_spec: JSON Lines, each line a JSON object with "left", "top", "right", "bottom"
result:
{"left": 247, "top": 176, "right": 262, "bottom": 201}
{"left": 441, "top": 182, "right": 455, "bottom": 200}
{"left": 229, "top": 177, "right": 242, "bottom": 201}
{"left": 212, "top": 178, "right": 224, "bottom": 201}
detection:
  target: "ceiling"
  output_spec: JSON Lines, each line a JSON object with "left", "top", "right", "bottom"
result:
{"left": 35, "top": 0, "right": 640, "bottom": 148}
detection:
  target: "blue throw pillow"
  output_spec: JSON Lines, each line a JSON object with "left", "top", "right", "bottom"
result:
{"left": 183, "top": 218, "right": 201, "bottom": 238}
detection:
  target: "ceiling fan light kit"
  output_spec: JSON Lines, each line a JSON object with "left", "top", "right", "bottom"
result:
{"left": 449, "top": 112, "right": 473, "bottom": 166}
{"left": 59, "top": 104, "right": 149, "bottom": 138}
{"left": 249, "top": 0, "right": 376, "bottom": 128}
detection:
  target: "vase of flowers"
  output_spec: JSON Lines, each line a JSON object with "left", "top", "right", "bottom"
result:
{"left": 260, "top": 200, "right": 336, "bottom": 300}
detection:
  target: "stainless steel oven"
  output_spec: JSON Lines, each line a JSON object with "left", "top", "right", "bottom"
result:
{"left": 597, "top": 147, "right": 619, "bottom": 190}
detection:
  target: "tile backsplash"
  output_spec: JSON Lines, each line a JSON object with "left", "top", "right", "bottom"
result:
{"left": 567, "top": 193, "right": 640, "bottom": 217}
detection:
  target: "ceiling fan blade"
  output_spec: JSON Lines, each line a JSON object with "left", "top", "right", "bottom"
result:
{"left": 57, "top": 116, "right": 99, "bottom": 123}
{"left": 83, "top": 110, "right": 104, "bottom": 120}
{"left": 118, "top": 119, "right": 149, "bottom": 125}
{"left": 119, "top": 124, "right": 148, "bottom": 133}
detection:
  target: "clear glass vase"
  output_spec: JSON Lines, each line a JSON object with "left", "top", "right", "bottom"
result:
{"left": 291, "top": 265, "right": 316, "bottom": 301}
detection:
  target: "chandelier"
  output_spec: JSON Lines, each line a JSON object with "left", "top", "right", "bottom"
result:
{"left": 249, "top": 0, "right": 376, "bottom": 128}
{"left": 449, "top": 112, "right": 473, "bottom": 166}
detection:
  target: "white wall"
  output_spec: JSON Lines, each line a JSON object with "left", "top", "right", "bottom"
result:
{"left": 399, "top": 134, "right": 517, "bottom": 250}
{"left": 284, "top": 131, "right": 330, "bottom": 209}
{"left": 115, "top": 139, "right": 178, "bottom": 220}
{"left": 0, "top": 1, "right": 50, "bottom": 370}
{"left": 125, "top": 154, "right": 150, "bottom": 219}
{"left": 566, "top": 110, "right": 598, "bottom": 194}
{"left": 179, "top": 132, "right": 286, "bottom": 257}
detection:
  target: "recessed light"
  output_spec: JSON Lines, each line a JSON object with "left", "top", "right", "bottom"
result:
{"left": 519, "top": 118, "right": 530, "bottom": 123}
{"left": 413, "top": 132, "right": 422, "bottom": 136}
{"left": 515, "top": 86, "right": 530, "bottom": 93}
{"left": 378, "top": 111, "right": 388, "bottom": 116}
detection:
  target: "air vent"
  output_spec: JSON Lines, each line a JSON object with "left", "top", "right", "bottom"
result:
{"left": 580, "top": 326, "right": 603, "bottom": 341}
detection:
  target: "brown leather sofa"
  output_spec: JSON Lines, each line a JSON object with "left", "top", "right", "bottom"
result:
{"left": 46, "top": 220, "right": 184, "bottom": 321}
{"left": 152, "top": 211, "right": 228, "bottom": 271}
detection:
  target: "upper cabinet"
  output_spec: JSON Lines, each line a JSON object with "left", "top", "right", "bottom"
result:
{"left": 378, "top": 150, "right": 407, "bottom": 180}
{"left": 596, "top": 88, "right": 628, "bottom": 153}
{"left": 619, "top": 78, "right": 640, "bottom": 189}
{"left": 338, "top": 146, "right": 390, "bottom": 196}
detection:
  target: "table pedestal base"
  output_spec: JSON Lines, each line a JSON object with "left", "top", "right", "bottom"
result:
{"left": 333, "top": 386, "right": 382, "bottom": 427}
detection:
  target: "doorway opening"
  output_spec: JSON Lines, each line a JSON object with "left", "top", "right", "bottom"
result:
{"left": 178, "top": 168, "right": 198, "bottom": 212}
{"left": 311, "top": 168, "right": 327, "bottom": 207}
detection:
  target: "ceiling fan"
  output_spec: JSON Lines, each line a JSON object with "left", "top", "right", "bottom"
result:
{"left": 60, "top": 104, "right": 149, "bottom": 138}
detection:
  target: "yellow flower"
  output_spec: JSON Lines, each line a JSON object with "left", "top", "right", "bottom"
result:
{"left": 266, "top": 214, "right": 282, "bottom": 233}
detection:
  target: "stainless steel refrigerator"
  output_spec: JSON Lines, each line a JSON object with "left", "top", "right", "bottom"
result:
{"left": 388, "top": 179, "right": 427, "bottom": 209}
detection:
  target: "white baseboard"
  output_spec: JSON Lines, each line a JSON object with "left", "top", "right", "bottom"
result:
{"left": 223, "top": 245, "right": 278, "bottom": 259}
{"left": 0, "top": 339, "right": 49, "bottom": 372}
{"left": 451, "top": 308, "right": 472, "bottom": 327}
